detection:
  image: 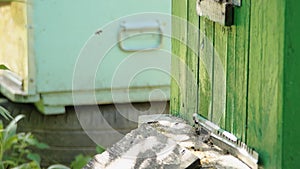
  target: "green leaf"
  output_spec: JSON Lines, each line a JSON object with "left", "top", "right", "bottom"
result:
{"left": 0, "top": 121, "right": 3, "bottom": 142}
{"left": 96, "top": 145, "right": 105, "bottom": 154}
{"left": 5, "top": 115, "right": 25, "bottom": 136}
{"left": 12, "top": 161, "right": 41, "bottom": 169}
{"left": 23, "top": 135, "right": 38, "bottom": 145}
{"left": 2, "top": 159, "right": 17, "bottom": 167}
{"left": 70, "top": 154, "right": 91, "bottom": 169}
{"left": 25, "top": 136, "right": 49, "bottom": 149}
{"left": 47, "top": 164, "right": 70, "bottom": 169}
{"left": 26, "top": 153, "right": 41, "bottom": 164}
{"left": 0, "top": 65, "right": 9, "bottom": 70}
{"left": 0, "top": 106, "right": 13, "bottom": 121}
{"left": 3, "top": 135, "right": 18, "bottom": 151}
{"left": 0, "top": 120, "right": 3, "bottom": 131}
{"left": 4, "top": 115, "right": 25, "bottom": 140}
{"left": 35, "top": 142, "right": 49, "bottom": 149}
{"left": 3, "top": 124, "right": 17, "bottom": 148}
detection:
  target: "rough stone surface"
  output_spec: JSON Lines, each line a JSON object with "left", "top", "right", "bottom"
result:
{"left": 84, "top": 123, "right": 200, "bottom": 169}
{"left": 86, "top": 114, "right": 250, "bottom": 169}
{"left": 139, "top": 114, "right": 250, "bottom": 169}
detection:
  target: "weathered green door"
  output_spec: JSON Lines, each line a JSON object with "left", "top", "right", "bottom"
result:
{"left": 171, "top": 0, "right": 300, "bottom": 168}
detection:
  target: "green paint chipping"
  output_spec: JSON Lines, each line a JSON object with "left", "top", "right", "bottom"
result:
{"left": 171, "top": 0, "right": 300, "bottom": 168}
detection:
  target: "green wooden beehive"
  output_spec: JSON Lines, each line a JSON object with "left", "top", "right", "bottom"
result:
{"left": 171, "top": 0, "right": 300, "bottom": 168}
{"left": 0, "top": 0, "right": 171, "bottom": 115}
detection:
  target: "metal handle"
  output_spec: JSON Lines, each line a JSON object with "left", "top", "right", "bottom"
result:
{"left": 118, "top": 21, "right": 163, "bottom": 52}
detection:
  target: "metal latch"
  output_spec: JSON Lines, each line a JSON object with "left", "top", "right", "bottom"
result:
{"left": 196, "top": 0, "right": 241, "bottom": 26}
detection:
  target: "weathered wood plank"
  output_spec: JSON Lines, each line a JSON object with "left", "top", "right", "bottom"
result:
{"left": 230, "top": 1, "right": 251, "bottom": 141}
{"left": 282, "top": 0, "right": 300, "bottom": 168}
{"left": 225, "top": 26, "right": 235, "bottom": 133}
{"left": 0, "top": 2, "right": 28, "bottom": 87}
{"left": 185, "top": 0, "right": 199, "bottom": 123}
{"left": 212, "top": 23, "right": 227, "bottom": 128}
{"left": 247, "top": 0, "right": 284, "bottom": 167}
{"left": 198, "top": 19, "right": 214, "bottom": 120}
{"left": 170, "top": 0, "right": 188, "bottom": 117}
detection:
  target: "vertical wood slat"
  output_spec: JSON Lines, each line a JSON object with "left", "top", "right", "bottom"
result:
{"left": 170, "top": 0, "right": 188, "bottom": 117}
{"left": 198, "top": 19, "right": 214, "bottom": 120}
{"left": 228, "top": 0, "right": 251, "bottom": 141}
{"left": 247, "top": 0, "right": 284, "bottom": 167}
{"left": 185, "top": 0, "right": 199, "bottom": 123}
{"left": 212, "top": 24, "right": 227, "bottom": 128}
{"left": 225, "top": 25, "right": 236, "bottom": 133}
{"left": 283, "top": 0, "right": 300, "bottom": 168}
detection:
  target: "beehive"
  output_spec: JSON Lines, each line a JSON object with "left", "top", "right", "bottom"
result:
{"left": 0, "top": 0, "right": 171, "bottom": 114}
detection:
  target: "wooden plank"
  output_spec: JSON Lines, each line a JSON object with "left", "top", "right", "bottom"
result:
{"left": 185, "top": 0, "right": 199, "bottom": 123}
{"left": 212, "top": 23, "right": 227, "bottom": 128}
{"left": 198, "top": 19, "right": 214, "bottom": 119}
{"left": 229, "top": 0, "right": 251, "bottom": 141}
{"left": 171, "top": 0, "right": 188, "bottom": 117}
{"left": 247, "top": 0, "right": 284, "bottom": 167}
{"left": 225, "top": 26, "right": 235, "bottom": 133}
{"left": 0, "top": 2, "right": 28, "bottom": 89}
{"left": 282, "top": 0, "right": 300, "bottom": 168}
{"left": 26, "top": 0, "right": 37, "bottom": 95}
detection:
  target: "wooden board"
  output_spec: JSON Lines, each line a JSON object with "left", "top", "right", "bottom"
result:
{"left": 0, "top": 2, "right": 28, "bottom": 89}
{"left": 212, "top": 23, "right": 227, "bottom": 128}
{"left": 198, "top": 18, "right": 214, "bottom": 120}
{"left": 185, "top": 0, "right": 199, "bottom": 123}
{"left": 282, "top": 0, "right": 300, "bottom": 168}
{"left": 247, "top": 0, "right": 284, "bottom": 167}
{"left": 229, "top": 0, "right": 250, "bottom": 141}
{"left": 170, "top": 0, "right": 188, "bottom": 118}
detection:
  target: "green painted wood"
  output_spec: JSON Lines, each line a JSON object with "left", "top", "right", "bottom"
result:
{"left": 171, "top": 0, "right": 300, "bottom": 168}
{"left": 247, "top": 0, "right": 284, "bottom": 167}
{"left": 185, "top": 0, "right": 199, "bottom": 123}
{"left": 227, "top": 0, "right": 251, "bottom": 141}
{"left": 0, "top": 0, "right": 172, "bottom": 114}
{"left": 170, "top": 0, "right": 188, "bottom": 117}
{"left": 225, "top": 26, "right": 235, "bottom": 133}
{"left": 32, "top": 0, "right": 171, "bottom": 93}
{"left": 282, "top": 0, "right": 300, "bottom": 168}
{"left": 198, "top": 19, "right": 214, "bottom": 120}
{"left": 212, "top": 23, "right": 227, "bottom": 128}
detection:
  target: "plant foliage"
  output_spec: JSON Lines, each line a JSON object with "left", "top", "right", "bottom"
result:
{"left": 0, "top": 113, "right": 49, "bottom": 169}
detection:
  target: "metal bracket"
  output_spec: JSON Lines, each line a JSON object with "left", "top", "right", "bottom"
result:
{"left": 193, "top": 113, "right": 259, "bottom": 169}
{"left": 196, "top": 0, "right": 241, "bottom": 26}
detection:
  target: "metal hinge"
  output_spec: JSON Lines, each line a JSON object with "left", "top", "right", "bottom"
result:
{"left": 196, "top": 0, "right": 242, "bottom": 26}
